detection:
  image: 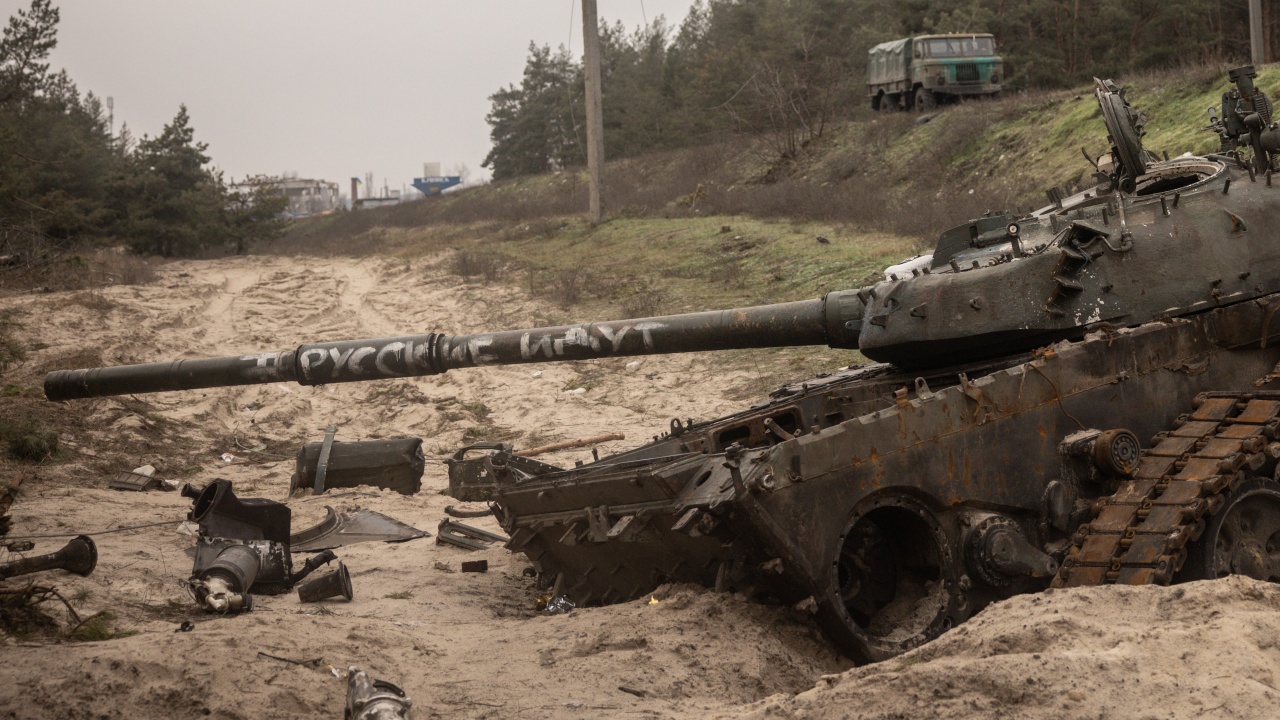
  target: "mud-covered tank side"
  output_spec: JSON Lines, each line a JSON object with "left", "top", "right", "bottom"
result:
{"left": 44, "top": 293, "right": 867, "bottom": 401}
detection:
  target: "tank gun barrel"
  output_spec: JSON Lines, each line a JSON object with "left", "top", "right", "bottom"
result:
{"left": 44, "top": 294, "right": 864, "bottom": 401}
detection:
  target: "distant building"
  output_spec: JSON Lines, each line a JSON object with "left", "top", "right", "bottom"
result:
{"left": 350, "top": 176, "right": 403, "bottom": 210}
{"left": 356, "top": 194, "right": 401, "bottom": 210}
{"left": 230, "top": 175, "right": 341, "bottom": 217}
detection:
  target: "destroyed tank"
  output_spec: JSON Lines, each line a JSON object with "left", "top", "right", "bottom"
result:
{"left": 44, "top": 70, "right": 1280, "bottom": 663}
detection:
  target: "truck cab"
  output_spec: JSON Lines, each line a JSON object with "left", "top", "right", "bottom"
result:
{"left": 868, "top": 34, "right": 1003, "bottom": 112}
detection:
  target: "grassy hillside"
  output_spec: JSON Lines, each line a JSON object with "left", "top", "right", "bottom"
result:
{"left": 272, "top": 63, "right": 1278, "bottom": 326}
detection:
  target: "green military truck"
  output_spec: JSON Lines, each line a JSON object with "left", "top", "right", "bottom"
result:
{"left": 868, "top": 34, "right": 1003, "bottom": 111}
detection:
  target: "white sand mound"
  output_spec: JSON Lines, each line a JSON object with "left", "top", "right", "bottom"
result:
{"left": 729, "top": 576, "right": 1280, "bottom": 720}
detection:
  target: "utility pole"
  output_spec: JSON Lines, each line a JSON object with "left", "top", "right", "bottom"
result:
{"left": 582, "top": 0, "right": 606, "bottom": 225}
{"left": 1250, "top": 0, "right": 1266, "bottom": 65}
{"left": 1267, "top": 0, "right": 1275, "bottom": 65}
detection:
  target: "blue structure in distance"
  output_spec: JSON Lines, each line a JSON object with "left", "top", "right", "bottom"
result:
{"left": 412, "top": 175, "right": 462, "bottom": 197}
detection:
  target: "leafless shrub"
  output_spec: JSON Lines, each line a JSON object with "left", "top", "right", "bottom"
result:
{"left": 620, "top": 289, "right": 665, "bottom": 318}
{"left": 0, "top": 221, "right": 158, "bottom": 291}
{"left": 64, "top": 291, "right": 117, "bottom": 314}
{"left": 88, "top": 250, "right": 156, "bottom": 286}
{"left": 717, "top": 258, "right": 746, "bottom": 289}
{"left": 450, "top": 251, "right": 504, "bottom": 283}
{"left": 552, "top": 268, "right": 582, "bottom": 308}
{"left": 496, "top": 218, "right": 568, "bottom": 242}
{"left": 0, "top": 310, "right": 26, "bottom": 375}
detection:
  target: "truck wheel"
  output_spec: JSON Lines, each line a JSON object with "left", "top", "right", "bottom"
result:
{"left": 879, "top": 93, "right": 899, "bottom": 112}
{"left": 871, "top": 94, "right": 882, "bottom": 112}
{"left": 915, "top": 88, "right": 936, "bottom": 111}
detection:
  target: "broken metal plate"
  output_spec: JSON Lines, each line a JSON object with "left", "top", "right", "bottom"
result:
{"left": 289, "top": 507, "right": 430, "bottom": 552}
{"left": 109, "top": 470, "right": 161, "bottom": 491}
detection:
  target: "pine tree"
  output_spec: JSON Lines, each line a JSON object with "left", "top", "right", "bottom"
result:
{"left": 112, "top": 105, "right": 224, "bottom": 257}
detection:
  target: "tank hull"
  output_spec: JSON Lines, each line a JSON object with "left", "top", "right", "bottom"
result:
{"left": 494, "top": 300, "right": 1280, "bottom": 662}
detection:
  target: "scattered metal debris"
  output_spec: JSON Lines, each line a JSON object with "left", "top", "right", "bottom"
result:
{"left": 108, "top": 465, "right": 177, "bottom": 492}
{"left": 297, "top": 562, "right": 352, "bottom": 603}
{"left": 291, "top": 549, "right": 338, "bottom": 583}
{"left": 290, "top": 507, "right": 429, "bottom": 553}
{"left": 435, "top": 519, "right": 507, "bottom": 552}
{"left": 0, "top": 535, "right": 96, "bottom": 580}
{"left": 460, "top": 560, "right": 488, "bottom": 573}
{"left": 346, "top": 667, "right": 412, "bottom": 720}
{"left": 290, "top": 431, "right": 425, "bottom": 496}
{"left": 519, "top": 432, "right": 625, "bottom": 457}
{"left": 444, "top": 442, "right": 561, "bottom": 502}
{"left": 543, "top": 596, "right": 575, "bottom": 615}
{"left": 188, "top": 543, "right": 257, "bottom": 613}
{"left": 257, "top": 651, "right": 322, "bottom": 668}
{"left": 443, "top": 505, "right": 491, "bottom": 519}
{"left": 184, "top": 480, "right": 295, "bottom": 608}
{"left": 176, "top": 621, "right": 194, "bottom": 632}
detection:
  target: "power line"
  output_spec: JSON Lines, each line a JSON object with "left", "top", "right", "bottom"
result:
{"left": 568, "top": 0, "right": 576, "bottom": 54}
{"left": 3, "top": 519, "right": 183, "bottom": 542}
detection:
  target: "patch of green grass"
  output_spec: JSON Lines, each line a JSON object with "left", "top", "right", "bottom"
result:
{"left": 461, "top": 425, "right": 496, "bottom": 442}
{"left": 384, "top": 590, "right": 414, "bottom": 600}
{"left": 0, "top": 418, "right": 58, "bottom": 462}
{"left": 465, "top": 215, "right": 910, "bottom": 316}
{"left": 461, "top": 401, "right": 491, "bottom": 418}
{"left": 893, "top": 653, "right": 928, "bottom": 672}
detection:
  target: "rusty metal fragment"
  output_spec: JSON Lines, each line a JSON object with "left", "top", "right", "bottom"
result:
{"left": 289, "top": 507, "right": 429, "bottom": 552}
{"left": 0, "top": 536, "right": 96, "bottom": 580}
{"left": 346, "top": 667, "right": 412, "bottom": 720}
{"left": 436, "top": 518, "right": 507, "bottom": 551}
{"left": 291, "top": 435, "right": 425, "bottom": 496}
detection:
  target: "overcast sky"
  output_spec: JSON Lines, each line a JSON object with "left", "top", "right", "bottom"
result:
{"left": 42, "top": 1, "right": 697, "bottom": 196}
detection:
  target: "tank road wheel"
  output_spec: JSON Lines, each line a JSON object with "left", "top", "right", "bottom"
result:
{"left": 1181, "top": 478, "right": 1280, "bottom": 582}
{"left": 816, "top": 496, "right": 961, "bottom": 663}
{"left": 914, "top": 87, "right": 936, "bottom": 112}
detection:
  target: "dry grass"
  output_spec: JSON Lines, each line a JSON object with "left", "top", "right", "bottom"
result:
{"left": 266, "top": 62, "right": 1261, "bottom": 263}
{"left": 450, "top": 250, "right": 504, "bottom": 283}
{"left": 0, "top": 238, "right": 157, "bottom": 294}
{"left": 0, "top": 310, "right": 26, "bottom": 374}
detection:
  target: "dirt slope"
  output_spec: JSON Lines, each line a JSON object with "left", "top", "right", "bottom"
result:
{"left": 725, "top": 576, "right": 1280, "bottom": 720}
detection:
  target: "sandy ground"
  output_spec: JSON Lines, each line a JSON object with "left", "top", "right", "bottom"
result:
{"left": 0, "top": 253, "right": 1274, "bottom": 719}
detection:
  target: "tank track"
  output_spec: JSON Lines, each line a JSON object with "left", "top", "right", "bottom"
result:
{"left": 1054, "top": 392, "right": 1280, "bottom": 587}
